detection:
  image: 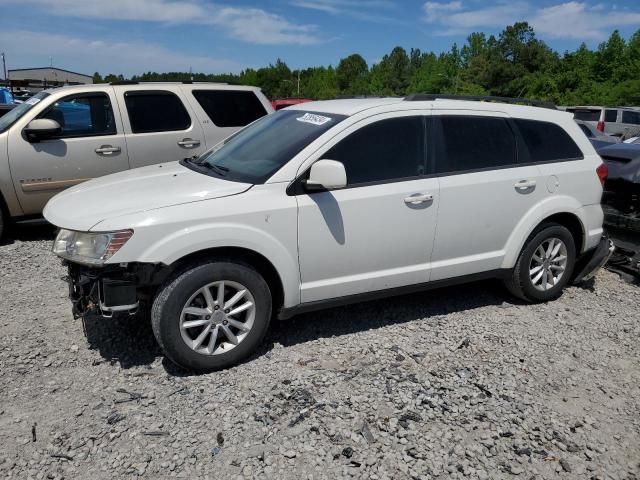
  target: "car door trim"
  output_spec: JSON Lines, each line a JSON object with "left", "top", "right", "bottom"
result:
{"left": 20, "top": 178, "right": 90, "bottom": 192}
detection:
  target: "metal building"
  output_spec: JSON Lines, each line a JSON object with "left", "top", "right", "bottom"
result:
{"left": 8, "top": 67, "right": 93, "bottom": 93}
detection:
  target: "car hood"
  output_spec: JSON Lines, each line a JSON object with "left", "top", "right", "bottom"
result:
{"left": 43, "top": 161, "right": 252, "bottom": 231}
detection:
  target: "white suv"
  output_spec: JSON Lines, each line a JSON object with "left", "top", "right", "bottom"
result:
{"left": 44, "top": 95, "right": 612, "bottom": 372}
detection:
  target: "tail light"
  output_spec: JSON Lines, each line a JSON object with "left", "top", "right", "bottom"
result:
{"left": 596, "top": 120, "right": 605, "bottom": 132}
{"left": 596, "top": 163, "right": 608, "bottom": 186}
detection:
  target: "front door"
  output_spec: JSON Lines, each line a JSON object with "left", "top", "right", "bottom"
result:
{"left": 296, "top": 114, "right": 440, "bottom": 303}
{"left": 8, "top": 87, "right": 130, "bottom": 215}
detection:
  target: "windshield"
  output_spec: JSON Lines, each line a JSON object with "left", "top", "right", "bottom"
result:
{"left": 0, "top": 91, "right": 50, "bottom": 133}
{"left": 185, "top": 109, "right": 346, "bottom": 183}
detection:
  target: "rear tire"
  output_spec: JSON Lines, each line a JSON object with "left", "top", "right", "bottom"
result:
{"left": 152, "top": 261, "right": 272, "bottom": 372}
{"left": 504, "top": 223, "right": 576, "bottom": 302}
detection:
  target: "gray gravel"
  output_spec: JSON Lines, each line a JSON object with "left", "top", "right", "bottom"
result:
{"left": 1, "top": 226, "right": 639, "bottom": 480}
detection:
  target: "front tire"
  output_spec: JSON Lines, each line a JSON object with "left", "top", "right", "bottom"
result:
{"left": 152, "top": 261, "right": 272, "bottom": 372}
{"left": 505, "top": 223, "right": 576, "bottom": 302}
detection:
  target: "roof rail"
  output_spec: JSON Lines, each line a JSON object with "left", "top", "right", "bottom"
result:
{"left": 404, "top": 94, "right": 557, "bottom": 110}
{"left": 109, "top": 81, "right": 139, "bottom": 85}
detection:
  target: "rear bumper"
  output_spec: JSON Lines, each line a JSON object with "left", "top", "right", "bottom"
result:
{"left": 572, "top": 234, "right": 614, "bottom": 284}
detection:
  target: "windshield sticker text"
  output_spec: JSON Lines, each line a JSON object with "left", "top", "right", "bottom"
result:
{"left": 25, "top": 97, "right": 41, "bottom": 106}
{"left": 296, "top": 113, "right": 332, "bottom": 126}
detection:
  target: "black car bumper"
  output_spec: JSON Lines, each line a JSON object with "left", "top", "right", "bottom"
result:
{"left": 572, "top": 234, "right": 615, "bottom": 284}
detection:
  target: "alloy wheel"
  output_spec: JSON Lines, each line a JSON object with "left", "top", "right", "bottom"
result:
{"left": 529, "top": 237, "right": 568, "bottom": 292}
{"left": 179, "top": 280, "right": 256, "bottom": 355}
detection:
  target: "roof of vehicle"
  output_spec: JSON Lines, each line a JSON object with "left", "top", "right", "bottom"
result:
{"left": 567, "top": 105, "right": 639, "bottom": 111}
{"left": 288, "top": 96, "right": 573, "bottom": 119}
{"left": 45, "top": 82, "right": 263, "bottom": 93}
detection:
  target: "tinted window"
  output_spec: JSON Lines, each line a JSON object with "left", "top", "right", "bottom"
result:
{"left": 192, "top": 90, "right": 267, "bottom": 127}
{"left": 40, "top": 93, "right": 115, "bottom": 137}
{"left": 194, "top": 110, "right": 346, "bottom": 184}
{"left": 578, "top": 123, "right": 593, "bottom": 137}
{"left": 569, "top": 109, "right": 600, "bottom": 122}
{"left": 622, "top": 110, "right": 640, "bottom": 125}
{"left": 605, "top": 109, "right": 618, "bottom": 122}
{"left": 124, "top": 91, "right": 190, "bottom": 133}
{"left": 434, "top": 116, "right": 516, "bottom": 173}
{"left": 515, "top": 119, "right": 583, "bottom": 162}
{"left": 323, "top": 117, "right": 425, "bottom": 185}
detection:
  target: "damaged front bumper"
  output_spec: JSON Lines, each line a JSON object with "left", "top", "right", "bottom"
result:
{"left": 63, "top": 262, "right": 158, "bottom": 318}
{"left": 572, "top": 234, "right": 615, "bottom": 284}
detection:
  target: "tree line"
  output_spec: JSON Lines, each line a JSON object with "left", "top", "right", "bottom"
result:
{"left": 93, "top": 22, "right": 640, "bottom": 106}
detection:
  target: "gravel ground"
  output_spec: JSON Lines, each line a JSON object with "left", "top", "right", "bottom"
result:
{"left": 1, "top": 225, "right": 639, "bottom": 480}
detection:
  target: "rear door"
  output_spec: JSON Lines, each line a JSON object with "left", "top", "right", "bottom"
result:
{"left": 184, "top": 87, "right": 270, "bottom": 148}
{"left": 7, "top": 86, "right": 130, "bottom": 214}
{"left": 429, "top": 111, "right": 546, "bottom": 281}
{"left": 116, "top": 86, "right": 206, "bottom": 168}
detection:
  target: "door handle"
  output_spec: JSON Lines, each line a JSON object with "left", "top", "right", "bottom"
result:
{"left": 95, "top": 145, "right": 121, "bottom": 155}
{"left": 404, "top": 193, "right": 434, "bottom": 205}
{"left": 514, "top": 180, "right": 536, "bottom": 190}
{"left": 177, "top": 138, "right": 201, "bottom": 148}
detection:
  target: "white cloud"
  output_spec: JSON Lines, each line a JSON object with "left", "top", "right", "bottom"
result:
{"left": 9, "top": 0, "right": 321, "bottom": 45}
{"left": 423, "top": 1, "right": 463, "bottom": 23}
{"left": 531, "top": 2, "right": 640, "bottom": 40}
{"left": 290, "top": 0, "right": 399, "bottom": 22}
{"left": 0, "top": 30, "right": 242, "bottom": 76}
{"left": 422, "top": 1, "right": 640, "bottom": 40}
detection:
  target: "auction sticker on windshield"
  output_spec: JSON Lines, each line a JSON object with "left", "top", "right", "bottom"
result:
{"left": 25, "top": 97, "right": 41, "bottom": 106}
{"left": 297, "top": 113, "right": 332, "bottom": 126}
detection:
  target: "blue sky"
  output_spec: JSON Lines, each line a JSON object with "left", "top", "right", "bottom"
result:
{"left": 2, "top": 0, "right": 640, "bottom": 76}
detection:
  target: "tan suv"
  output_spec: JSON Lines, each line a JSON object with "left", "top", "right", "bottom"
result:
{"left": 0, "top": 82, "right": 273, "bottom": 237}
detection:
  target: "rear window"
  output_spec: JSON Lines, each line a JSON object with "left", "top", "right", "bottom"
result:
{"left": 433, "top": 116, "right": 517, "bottom": 174}
{"left": 569, "top": 109, "right": 600, "bottom": 122}
{"left": 124, "top": 91, "right": 191, "bottom": 133}
{"left": 622, "top": 110, "right": 640, "bottom": 125}
{"left": 192, "top": 90, "right": 267, "bottom": 127}
{"left": 515, "top": 119, "right": 583, "bottom": 162}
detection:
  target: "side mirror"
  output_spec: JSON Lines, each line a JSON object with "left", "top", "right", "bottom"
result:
{"left": 305, "top": 159, "right": 347, "bottom": 191}
{"left": 24, "top": 119, "right": 62, "bottom": 143}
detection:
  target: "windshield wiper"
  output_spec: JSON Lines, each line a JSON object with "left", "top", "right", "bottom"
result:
{"left": 195, "top": 163, "right": 229, "bottom": 177}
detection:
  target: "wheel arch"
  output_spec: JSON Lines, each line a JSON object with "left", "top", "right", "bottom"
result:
{"left": 503, "top": 199, "right": 587, "bottom": 270}
{"left": 161, "top": 246, "right": 287, "bottom": 316}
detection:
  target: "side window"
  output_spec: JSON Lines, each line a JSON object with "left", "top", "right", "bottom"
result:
{"left": 124, "top": 91, "right": 191, "bottom": 133}
{"left": 39, "top": 93, "right": 116, "bottom": 137}
{"left": 577, "top": 124, "right": 593, "bottom": 138}
{"left": 514, "top": 119, "right": 583, "bottom": 162}
{"left": 323, "top": 116, "right": 425, "bottom": 186}
{"left": 605, "top": 109, "right": 618, "bottom": 122}
{"left": 192, "top": 90, "right": 267, "bottom": 127}
{"left": 434, "top": 116, "right": 516, "bottom": 174}
{"left": 622, "top": 110, "right": 640, "bottom": 125}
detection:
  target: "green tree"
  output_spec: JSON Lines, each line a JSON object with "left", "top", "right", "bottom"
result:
{"left": 336, "top": 54, "right": 368, "bottom": 94}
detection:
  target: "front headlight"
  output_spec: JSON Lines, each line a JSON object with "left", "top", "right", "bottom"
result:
{"left": 53, "top": 229, "right": 133, "bottom": 266}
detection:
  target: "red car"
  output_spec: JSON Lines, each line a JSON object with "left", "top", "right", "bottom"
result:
{"left": 271, "top": 98, "right": 313, "bottom": 111}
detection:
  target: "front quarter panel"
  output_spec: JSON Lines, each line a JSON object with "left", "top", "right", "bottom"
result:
{"left": 95, "top": 183, "right": 301, "bottom": 307}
